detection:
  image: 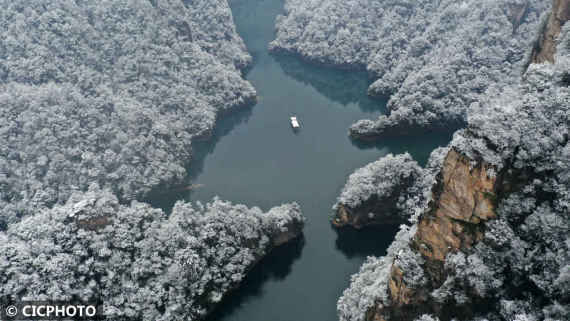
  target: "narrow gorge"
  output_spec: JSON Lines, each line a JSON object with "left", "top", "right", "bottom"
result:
{"left": 0, "top": 0, "right": 568, "bottom": 320}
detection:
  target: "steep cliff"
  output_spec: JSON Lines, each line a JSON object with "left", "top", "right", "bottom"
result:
{"left": 338, "top": 2, "right": 570, "bottom": 319}
{"left": 369, "top": 150, "right": 503, "bottom": 320}
{"left": 333, "top": 149, "right": 449, "bottom": 229}
{"left": 530, "top": 0, "right": 570, "bottom": 64}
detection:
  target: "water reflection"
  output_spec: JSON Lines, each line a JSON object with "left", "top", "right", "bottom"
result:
{"left": 144, "top": 105, "right": 254, "bottom": 212}
{"left": 352, "top": 131, "right": 455, "bottom": 166}
{"left": 188, "top": 106, "right": 255, "bottom": 180}
{"left": 334, "top": 225, "right": 399, "bottom": 259}
{"left": 273, "top": 53, "right": 386, "bottom": 114}
{"left": 149, "top": 0, "right": 456, "bottom": 319}
{"left": 206, "top": 236, "right": 305, "bottom": 321}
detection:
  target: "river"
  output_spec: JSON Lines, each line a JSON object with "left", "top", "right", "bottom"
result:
{"left": 162, "top": 0, "right": 452, "bottom": 320}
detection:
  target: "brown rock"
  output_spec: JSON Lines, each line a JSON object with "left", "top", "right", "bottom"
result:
{"left": 332, "top": 202, "right": 404, "bottom": 229}
{"left": 530, "top": 0, "right": 570, "bottom": 64}
{"left": 332, "top": 204, "right": 353, "bottom": 228}
{"left": 414, "top": 150, "right": 496, "bottom": 263}
{"left": 368, "top": 149, "right": 500, "bottom": 320}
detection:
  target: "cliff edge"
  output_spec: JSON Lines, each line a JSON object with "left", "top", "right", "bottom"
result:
{"left": 338, "top": 2, "right": 570, "bottom": 319}
{"left": 332, "top": 149, "right": 449, "bottom": 229}
{"left": 530, "top": 0, "right": 570, "bottom": 64}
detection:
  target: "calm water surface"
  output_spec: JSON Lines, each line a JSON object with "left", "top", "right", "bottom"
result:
{"left": 167, "top": 0, "right": 451, "bottom": 320}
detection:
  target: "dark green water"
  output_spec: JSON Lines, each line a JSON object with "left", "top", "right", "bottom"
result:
{"left": 168, "top": 0, "right": 451, "bottom": 320}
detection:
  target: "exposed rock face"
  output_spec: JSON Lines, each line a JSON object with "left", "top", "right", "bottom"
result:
{"left": 333, "top": 149, "right": 450, "bottom": 230}
{"left": 333, "top": 192, "right": 410, "bottom": 229}
{"left": 338, "top": 2, "right": 570, "bottom": 318}
{"left": 272, "top": 223, "right": 303, "bottom": 246}
{"left": 359, "top": 137, "right": 569, "bottom": 320}
{"left": 531, "top": 0, "right": 570, "bottom": 64}
{"left": 414, "top": 150, "right": 497, "bottom": 263}
{"left": 266, "top": 206, "right": 307, "bottom": 246}
{"left": 372, "top": 150, "right": 500, "bottom": 320}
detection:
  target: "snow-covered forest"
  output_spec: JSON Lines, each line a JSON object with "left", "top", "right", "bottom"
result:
{"left": 0, "top": 0, "right": 257, "bottom": 227}
{"left": 0, "top": 1, "right": 308, "bottom": 319}
{"left": 0, "top": 185, "right": 305, "bottom": 320}
{"left": 337, "top": 17, "right": 570, "bottom": 321}
{"left": 271, "top": 0, "right": 550, "bottom": 137}
{"left": 1, "top": 0, "right": 568, "bottom": 320}
{"left": 332, "top": 152, "right": 447, "bottom": 228}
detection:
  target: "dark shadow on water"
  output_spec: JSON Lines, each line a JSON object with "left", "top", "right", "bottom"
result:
{"left": 334, "top": 225, "right": 400, "bottom": 259}
{"left": 206, "top": 235, "right": 305, "bottom": 321}
{"left": 351, "top": 130, "right": 455, "bottom": 167}
{"left": 272, "top": 53, "right": 388, "bottom": 114}
{"left": 143, "top": 105, "right": 254, "bottom": 213}
{"left": 188, "top": 106, "right": 254, "bottom": 180}
{"left": 271, "top": 51, "right": 457, "bottom": 167}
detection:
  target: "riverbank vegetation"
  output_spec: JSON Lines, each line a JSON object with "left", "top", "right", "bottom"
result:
{"left": 0, "top": 185, "right": 304, "bottom": 320}
{"left": 0, "top": 0, "right": 256, "bottom": 227}
{"left": 0, "top": 1, "right": 307, "bottom": 319}
{"left": 337, "top": 18, "right": 570, "bottom": 321}
{"left": 271, "top": 0, "right": 550, "bottom": 137}
{"left": 332, "top": 152, "right": 447, "bottom": 228}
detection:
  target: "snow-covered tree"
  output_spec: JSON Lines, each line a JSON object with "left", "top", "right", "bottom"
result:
{"left": 270, "top": 0, "right": 550, "bottom": 138}
{"left": 337, "top": 7, "right": 569, "bottom": 320}
{"left": 0, "top": 0, "right": 256, "bottom": 227}
{"left": 333, "top": 153, "right": 440, "bottom": 228}
{"left": 0, "top": 186, "right": 305, "bottom": 320}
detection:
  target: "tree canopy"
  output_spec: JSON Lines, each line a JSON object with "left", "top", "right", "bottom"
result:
{"left": 0, "top": 0, "right": 256, "bottom": 227}
{"left": 271, "top": 0, "right": 550, "bottom": 137}
{"left": 0, "top": 185, "right": 305, "bottom": 320}
{"left": 337, "top": 21, "right": 570, "bottom": 321}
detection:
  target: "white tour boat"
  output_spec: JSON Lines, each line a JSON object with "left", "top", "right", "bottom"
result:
{"left": 290, "top": 116, "right": 300, "bottom": 129}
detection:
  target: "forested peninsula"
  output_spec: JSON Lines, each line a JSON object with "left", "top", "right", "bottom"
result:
{"left": 0, "top": 0, "right": 256, "bottom": 225}
{"left": 0, "top": 1, "right": 304, "bottom": 319}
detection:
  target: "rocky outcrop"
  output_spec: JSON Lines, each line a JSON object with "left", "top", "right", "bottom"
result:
{"left": 370, "top": 150, "right": 500, "bottom": 320}
{"left": 272, "top": 224, "right": 303, "bottom": 246}
{"left": 338, "top": 2, "right": 570, "bottom": 321}
{"left": 333, "top": 197, "right": 406, "bottom": 229}
{"left": 332, "top": 154, "right": 425, "bottom": 229}
{"left": 333, "top": 148, "right": 450, "bottom": 230}
{"left": 414, "top": 150, "right": 497, "bottom": 263}
{"left": 530, "top": 0, "right": 570, "bottom": 64}
{"left": 266, "top": 205, "right": 307, "bottom": 246}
